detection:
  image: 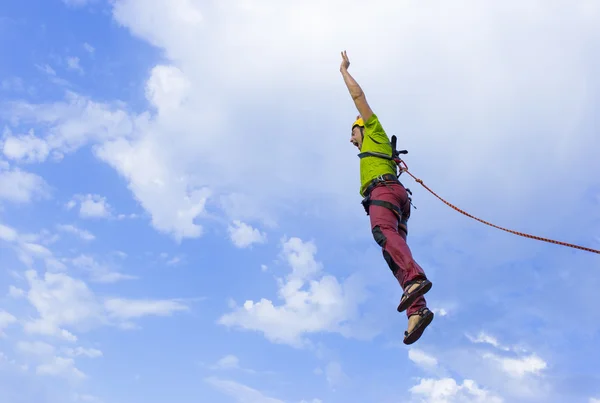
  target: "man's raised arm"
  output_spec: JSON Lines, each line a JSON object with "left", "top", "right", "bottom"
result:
{"left": 340, "top": 50, "right": 373, "bottom": 122}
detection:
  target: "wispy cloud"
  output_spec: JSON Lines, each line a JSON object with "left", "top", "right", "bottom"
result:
{"left": 83, "top": 42, "right": 95, "bottom": 54}
{"left": 70, "top": 254, "right": 137, "bottom": 283}
{"left": 56, "top": 224, "right": 95, "bottom": 241}
{"left": 204, "top": 377, "right": 284, "bottom": 403}
{"left": 0, "top": 310, "right": 17, "bottom": 336}
{"left": 66, "top": 56, "right": 84, "bottom": 74}
{"left": 17, "top": 269, "right": 189, "bottom": 342}
{"left": 0, "top": 166, "right": 50, "bottom": 203}
{"left": 408, "top": 348, "right": 439, "bottom": 370}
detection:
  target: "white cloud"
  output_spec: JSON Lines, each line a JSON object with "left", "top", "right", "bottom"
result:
{"left": 23, "top": 270, "right": 101, "bottom": 341}
{"left": 83, "top": 43, "right": 95, "bottom": 54}
{"left": 21, "top": 269, "right": 189, "bottom": 341}
{"left": 2, "top": 128, "right": 50, "bottom": 163}
{"left": 62, "top": 0, "right": 94, "bottom": 8}
{"left": 0, "top": 223, "right": 18, "bottom": 242}
{"left": 63, "top": 347, "right": 103, "bottom": 358}
{"left": 16, "top": 341, "right": 56, "bottom": 356}
{"left": 36, "top": 64, "right": 56, "bottom": 76}
{"left": 409, "top": 348, "right": 439, "bottom": 370}
{"left": 16, "top": 341, "right": 88, "bottom": 381}
{"left": 228, "top": 220, "right": 267, "bottom": 248}
{"left": 74, "top": 393, "right": 101, "bottom": 402}
{"left": 66, "top": 57, "right": 84, "bottom": 74}
{"left": 0, "top": 310, "right": 17, "bottom": 336}
{"left": 323, "top": 361, "right": 347, "bottom": 390}
{"left": 431, "top": 308, "right": 449, "bottom": 317}
{"left": 166, "top": 256, "right": 182, "bottom": 266}
{"left": 204, "top": 377, "right": 284, "bottom": 403}
{"left": 22, "top": 242, "right": 52, "bottom": 257}
{"left": 209, "top": 355, "right": 265, "bottom": 375}
{"left": 0, "top": 166, "right": 50, "bottom": 203}
{"left": 117, "top": 212, "right": 138, "bottom": 220}
{"left": 0, "top": 224, "right": 67, "bottom": 271}
{"left": 113, "top": 251, "right": 128, "bottom": 259}
{"left": 8, "top": 285, "right": 25, "bottom": 298}
{"left": 409, "top": 378, "right": 503, "bottom": 403}
{"left": 19, "top": 229, "right": 59, "bottom": 246}
{"left": 94, "top": 137, "right": 212, "bottom": 240}
{"left": 589, "top": 398, "right": 600, "bottom": 403}
{"left": 70, "top": 254, "right": 136, "bottom": 283}
{"left": 71, "top": 194, "right": 112, "bottom": 218}
{"left": 212, "top": 354, "right": 240, "bottom": 370}
{"left": 466, "top": 331, "right": 510, "bottom": 351}
{"left": 218, "top": 237, "right": 368, "bottom": 347}
{"left": 465, "top": 331, "right": 547, "bottom": 379}
{"left": 57, "top": 224, "right": 95, "bottom": 241}
{"left": 34, "top": 63, "right": 71, "bottom": 87}
{"left": 45, "top": 257, "right": 68, "bottom": 272}
{"left": 36, "top": 356, "right": 86, "bottom": 380}
{"left": 93, "top": 271, "right": 137, "bottom": 283}
{"left": 483, "top": 353, "right": 547, "bottom": 378}
{"left": 145, "top": 64, "right": 191, "bottom": 113}
{"left": 5, "top": 91, "right": 137, "bottom": 163}
{"left": 104, "top": 298, "right": 188, "bottom": 320}
{"left": 157, "top": 253, "right": 185, "bottom": 266}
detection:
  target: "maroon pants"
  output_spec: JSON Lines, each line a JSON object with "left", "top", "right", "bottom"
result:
{"left": 368, "top": 182, "right": 428, "bottom": 317}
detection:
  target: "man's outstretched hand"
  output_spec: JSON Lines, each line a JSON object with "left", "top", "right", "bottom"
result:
{"left": 340, "top": 50, "right": 350, "bottom": 71}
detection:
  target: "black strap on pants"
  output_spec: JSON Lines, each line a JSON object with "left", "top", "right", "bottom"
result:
{"left": 361, "top": 174, "right": 409, "bottom": 234}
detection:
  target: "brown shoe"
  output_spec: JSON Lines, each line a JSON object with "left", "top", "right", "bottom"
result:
{"left": 397, "top": 279, "right": 432, "bottom": 313}
{"left": 403, "top": 307, "right": 434, "bottom": 345}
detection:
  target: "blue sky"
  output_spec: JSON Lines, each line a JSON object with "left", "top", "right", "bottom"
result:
{"left": 1, "top": 0, "right": 600, "bottom": 402}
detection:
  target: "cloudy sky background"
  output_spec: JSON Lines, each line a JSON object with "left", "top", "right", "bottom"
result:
{"left": 1, "top": 0, "right": 600, "bottom": 402}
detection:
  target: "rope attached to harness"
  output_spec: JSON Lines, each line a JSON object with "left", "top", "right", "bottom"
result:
{"left": 395, "top": 159, "right": 600, "bottom": 255}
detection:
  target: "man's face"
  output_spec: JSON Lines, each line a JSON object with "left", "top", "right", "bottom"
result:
{"left": 350, "top": 126, "right": 363, "bottom": 150}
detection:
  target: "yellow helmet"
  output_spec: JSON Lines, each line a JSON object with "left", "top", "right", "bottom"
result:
{"left": 352, "top": 117, "right": 364, "bottom": 129}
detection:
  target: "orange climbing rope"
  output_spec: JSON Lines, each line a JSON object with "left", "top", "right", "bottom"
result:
{"left": 396, "top": 160, "right": 600, "bottom": 255}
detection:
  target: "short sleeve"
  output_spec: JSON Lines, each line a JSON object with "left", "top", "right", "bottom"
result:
{"left": 363, "top": 114, "right": 390, "bottom": 144}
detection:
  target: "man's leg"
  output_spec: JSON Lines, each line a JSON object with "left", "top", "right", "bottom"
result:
{"left": 369, "top": 183, "right": 429, "bottom": 317}
{"left": 394, "top": 227, "right": 427, "bottom": 316}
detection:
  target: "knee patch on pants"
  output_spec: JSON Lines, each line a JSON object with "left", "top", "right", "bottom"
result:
{"left": 372, "top": 225, "right": 386, "bottom": 247}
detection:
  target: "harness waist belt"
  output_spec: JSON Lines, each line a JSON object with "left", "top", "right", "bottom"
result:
{"left": 362, "top": 174, "right": 401, "bottom": 197}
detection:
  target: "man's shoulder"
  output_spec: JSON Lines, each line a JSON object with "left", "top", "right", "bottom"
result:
{"left": 363, "top": 113, "right": 388, "bottom": 140}
{"left": 364, "top": 113, "right": 381, "bottom": 127}
{"left": 364, "top": 113, "right": 385, "bottom": 131}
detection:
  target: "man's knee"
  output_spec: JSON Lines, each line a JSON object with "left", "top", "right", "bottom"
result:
{"left": 371, "top": 225, "right": 387, "bottom": 247}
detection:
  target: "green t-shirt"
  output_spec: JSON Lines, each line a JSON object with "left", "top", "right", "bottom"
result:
{"left": 359, "top": 113, "right": 398, "bottom": 196}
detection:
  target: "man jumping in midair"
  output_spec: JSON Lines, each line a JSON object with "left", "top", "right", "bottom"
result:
{"left": 340, "top": 50, "right": 434, "bottom": 344}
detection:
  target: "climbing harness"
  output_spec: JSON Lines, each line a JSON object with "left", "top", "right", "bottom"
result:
{"left": 359, "top": 136, "right": 413, "bottom": 233}
{"left": 368, "top": 135, "right": 600, "bottom": 255}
